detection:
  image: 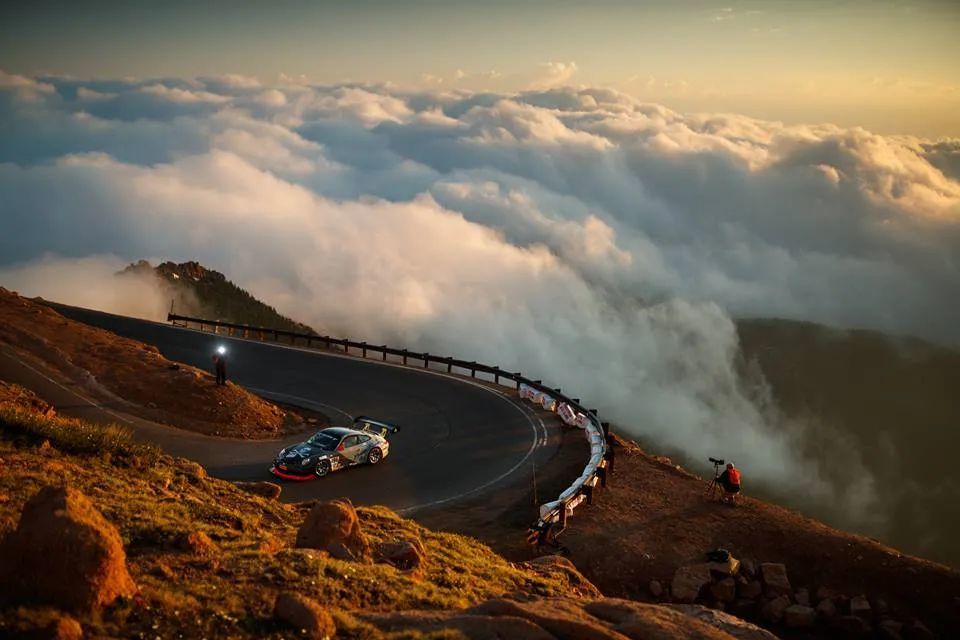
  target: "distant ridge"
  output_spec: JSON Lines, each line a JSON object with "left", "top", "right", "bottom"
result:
{"left": 119, "top": 260, "right": 317, "bottom": 335}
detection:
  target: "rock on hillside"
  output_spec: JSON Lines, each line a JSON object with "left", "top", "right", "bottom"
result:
{"left": 361, "top": 596, "right": 777, "bottom": 640}
{"left": 0, "top": 486, "right": 137, "bottom": 613}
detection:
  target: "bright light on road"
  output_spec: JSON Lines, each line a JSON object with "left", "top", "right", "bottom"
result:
{"left": 217, "top": 345, "right": 226, "bottom": 355}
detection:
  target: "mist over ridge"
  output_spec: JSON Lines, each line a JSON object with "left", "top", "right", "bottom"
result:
{"left": 2, "top": 69, "right": 959, "bottom": 551}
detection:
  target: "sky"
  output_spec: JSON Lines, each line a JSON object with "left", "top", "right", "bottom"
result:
{"left": 1, "top": 0, "right": 959, "bottom": 136}
{"left": 1, "top": 0, "right": 959, "bottom": 557}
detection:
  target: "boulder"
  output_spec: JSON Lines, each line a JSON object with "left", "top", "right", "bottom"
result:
{"left": 295, "top": 498, "right": 370, "bottom": 562}
{"left": 273, "top": 592, "right": 336, "bottom": 639}
{"left": 233, "top": 481, "right": 282, "bottom": 500}
{"left": 817, "top": 598, "right": 838, "bottom": 620}
{"left": 834, "top": 615, "right": 871, "bottom": 636}
{"left": 666, "top": 604, "right": 780, "bottom": 639}
{"left": 648, "top": 579, "right": 664, "bottom": 599}
{"left": 379, "top": 538, "right": 427, "bottom": 575}
{"left": 815, "top": 585, "right": 838, "bottom": 602}
{"left": 737, "top": 580, "right": 762, "bottom": 600}
{"left": 728, "top": 599, "right": 758, "bottom": 618}
{"left": 761, "top": 595, "right": 791, "bottom": 623}
{"left": 471, "top": 598, "right": 628, "bottom": 640}
{"left": 174, "top": 530, "right": 217, "bottom": 556}
{"left": 708, "top": 556, "right": 741, "bottom": 577}
{"left": 710, "top": 578, "right": 736, "bottom": 603}
{"left": 794, "top": 588, "right": 810, "bottom": 607}
{"left": 671, "top": 563, "right": 713, "bottom": 603}
{"left": 0, "top": 486, "right": 137, "bottom": 613}
{"left": 903, "top": 620, "right": 935, "bottom": 640}
{"left": 783, "top": 605, "right": 816, "bottom": 628}
{"left": 740, "top": 558, "right": 757, "bottom": 578}
{"left": 850, "top": 594, "right": 872, "bottom": 621}
{"left": 360, "top": 610, "right": 552, "bottom": 640}
{"left": 879, "top": 619, "right": 904, "bottom": 640}
{"left": 759, "top": 563, "right": 791, "bottom": 597}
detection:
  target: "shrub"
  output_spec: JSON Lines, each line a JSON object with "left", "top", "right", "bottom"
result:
{"left": 0, "top": 406, "right": 160, "bottom": 464}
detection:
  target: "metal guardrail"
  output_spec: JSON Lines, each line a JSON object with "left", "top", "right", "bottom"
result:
{"left": 168, "top": 312, "right": 610, "bottom": 531}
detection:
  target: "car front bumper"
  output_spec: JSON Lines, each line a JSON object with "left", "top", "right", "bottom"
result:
{"left": 269, "top": 463, "right": 315, "bottom": 481}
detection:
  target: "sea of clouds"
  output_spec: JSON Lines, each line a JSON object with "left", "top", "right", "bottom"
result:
{"left": 2, "top": 69, "right": 959, "bottom": 540}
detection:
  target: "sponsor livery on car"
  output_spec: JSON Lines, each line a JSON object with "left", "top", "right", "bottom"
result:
{"left": 270, "top": 416, "right": 399, "bottom": 480}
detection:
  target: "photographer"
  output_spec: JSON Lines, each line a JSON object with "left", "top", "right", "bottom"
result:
{"left": 718, "top": 462, "right": 741, "bottom": 505}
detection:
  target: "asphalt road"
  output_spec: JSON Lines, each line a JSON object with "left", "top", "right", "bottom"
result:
{"left": 1, "top": 304, "right": 552, "bottom": 512}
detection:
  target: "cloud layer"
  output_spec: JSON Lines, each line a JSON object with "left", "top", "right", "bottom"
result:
{"left": 2, "top": 69, "right": 959, "bottom": 545}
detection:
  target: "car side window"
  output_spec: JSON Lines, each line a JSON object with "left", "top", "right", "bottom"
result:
{"left": 342, "top": 435, "right": 359, "bottom": 448}
{"left": 358, "top": 435, "right": 371, "bottom": 444}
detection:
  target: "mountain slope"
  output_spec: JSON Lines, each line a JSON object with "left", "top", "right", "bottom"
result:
{"left": 119, "top": 260, "right": 316, "bottom": 334}
{"left": 737, "top": 318, "right": 960, "bottom": 567}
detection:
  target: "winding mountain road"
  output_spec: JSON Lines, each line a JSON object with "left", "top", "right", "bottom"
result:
{"left": 1, "top": 305, "right": 555, "bottom": 513}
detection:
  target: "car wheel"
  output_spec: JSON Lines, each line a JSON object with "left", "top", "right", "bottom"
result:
{"left": 367, "top": 447, "right": 382, "bottom": 465}
{"left": 315, "top": 459, "right": 330, "bottom": 477}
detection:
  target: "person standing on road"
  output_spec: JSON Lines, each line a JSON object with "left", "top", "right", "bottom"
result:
{"left": 213, "top": 354, "right": 227, "bottom": 386}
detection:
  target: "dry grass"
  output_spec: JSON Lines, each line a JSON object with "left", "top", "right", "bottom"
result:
{"left": 0, "top": 407, "right": 575, "bottom": 639}
{"left": 0, "top": 288, "right": 298, "bottom": 438}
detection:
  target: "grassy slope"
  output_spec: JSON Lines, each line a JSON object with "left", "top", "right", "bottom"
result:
{"left": 737, "top": 318, "right": 960, "bottom": 566}
{"left": 0, "top": 403, "right": 585, "bottom": 639}
{"left": 0, "top": 288, "right": 297, "bottom": 438}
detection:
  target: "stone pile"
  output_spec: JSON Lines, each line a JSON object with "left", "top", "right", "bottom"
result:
{"left": 662, "top": 556, "right": 935, "bottom": 639}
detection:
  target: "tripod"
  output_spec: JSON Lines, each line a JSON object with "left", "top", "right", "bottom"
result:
{"left": 704, "top": 461, "right": 724, "bottom": 502}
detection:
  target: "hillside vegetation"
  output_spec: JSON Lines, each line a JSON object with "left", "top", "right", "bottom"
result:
{"left": 120, "top": 260, "right": 317, "bottom": 334}
{"left": 0, "top": 386, "right": 768, "bottom": 640}
{"left": 737, "top": 319, "right": 960, "bottom": 567}
{"left": 0, "top": 288, "right": 299, "bottom": 438}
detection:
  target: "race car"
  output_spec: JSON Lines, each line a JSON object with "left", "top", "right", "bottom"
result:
{"left": 270, "top": 416, "right": 399, "bottom": 480}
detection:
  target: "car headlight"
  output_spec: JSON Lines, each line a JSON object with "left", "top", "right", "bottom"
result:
{"left": 301, "top": 457, "right": 312, "bottom": 466}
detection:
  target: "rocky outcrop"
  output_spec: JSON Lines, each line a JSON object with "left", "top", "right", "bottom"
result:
{"left": 758, "top": 563, "right": 791, "bottom": 597}
{"left": 378, "top": 538, "right": 427, "bottom": 575}
{"left": 233, "top": 480, "right": 282, "bottom": 500}
{"left": 671, "top": 564, "right": 714, "bottom": 603}
{"left": 666, "top": 605, "right": 780, "bottom": 640}
{"left": 295, "top": 498, "right": 371, "bottom": 562}
{"left": 360, "top": 610, "right": 553, "bottom": 640}
{"left": 522, "top": 555, "right": 602, "bottom": 599}
{"left": 784, "top": 604, "right": 816, "bottom": 628}
{"left": 274, "top": 592, "right": 336, "bottom": 639}
{"left": 361, "top": 596, "right": 779, "bottom": 640}
{"left": 0, "top": 485, "right": 137, "bottom": 613}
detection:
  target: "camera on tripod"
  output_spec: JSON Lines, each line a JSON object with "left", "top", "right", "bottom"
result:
{"left": 709, "top": 457, "right": 725, "bottom": 466}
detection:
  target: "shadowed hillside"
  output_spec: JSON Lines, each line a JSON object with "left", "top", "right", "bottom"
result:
{"left": 737, "top": 319, "right": 960, "bottom": 567}
{"left": 119, "top": 260, "right": 317, "bottom": 334}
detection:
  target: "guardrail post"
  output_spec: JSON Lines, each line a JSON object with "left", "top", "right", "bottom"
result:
{"left": 402, "top": 350, "right": 408, "bottom": 365}
{"left": 325, "top": 336, "right": 330, "bottom": 349}
{"left": 514, "top": 373, "right": 521, "bottom": 389}
{"left": 381, "top": 347, "right": 387, "bottom": 361}
{"left": 554, "top": 388, "right": 561, "bottom": 394}
{"left": 361, "top": 342, "right": 367, "bottom": 358}
{"left": 493, "top": 366, "right": 500, "bottom": 384}
{"left": 590, "top": 409, "right": 598, "bottom": 416}
{"left": 423, "top": 353, "right": 429, "bottom": 368}
{"left": 307, "top": 336, "right": 312, "bottom": 348}
{"left": 447, "top": 360, "right": 452, "bottom": 373}
{"left": 470, "top": 362, "right": 477, "bottom": 378}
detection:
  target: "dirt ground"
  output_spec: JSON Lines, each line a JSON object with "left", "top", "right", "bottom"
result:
{"left": 422, "top": 430, "right": 960, "bottom": 636}
{"left": 0, "top": 288, "right": 313, "bottom": 438}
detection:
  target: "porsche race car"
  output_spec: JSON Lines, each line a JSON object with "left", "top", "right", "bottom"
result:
{"left": 270, "top": 416, "right": 399, "bottom": 480}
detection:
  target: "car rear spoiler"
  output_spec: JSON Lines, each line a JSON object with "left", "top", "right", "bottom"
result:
{"left": 354, "top": 416, "right": 400, "bottom": 438}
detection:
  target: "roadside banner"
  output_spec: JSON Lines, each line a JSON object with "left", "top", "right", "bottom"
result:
{"left": 540, "top": 394, "right": 557, "bottom": 411}
{"left": 557, "top": 402, "right": 577, "bottom": 425}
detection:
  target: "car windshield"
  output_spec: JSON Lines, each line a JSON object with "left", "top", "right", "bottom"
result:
{"left": 307, "top": 431, "right": 340, "bottom": 450}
